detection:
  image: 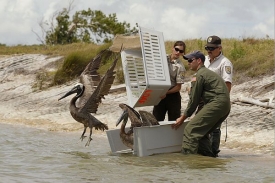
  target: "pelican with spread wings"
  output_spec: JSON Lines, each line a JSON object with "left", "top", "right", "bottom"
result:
{"left": 58, "top": 49, "right": 118, "bottom": 146}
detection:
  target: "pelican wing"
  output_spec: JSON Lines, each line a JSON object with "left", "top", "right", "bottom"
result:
{"left": 80, "top": 53, "right": 119, "bottom": 113}
{"left": 77, "top": 49, "right": 112, "bottom": 108}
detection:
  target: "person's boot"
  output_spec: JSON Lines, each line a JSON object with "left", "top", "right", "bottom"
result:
{"left": 197, "top": 149, "right": 216, "bottom": 157}
{"left": 211, "top": 128, "right": 221, "bottom": 157}
{"left": 197, "top": 134, "right": 216, "bottom": 157}
{"left": 213, "top": 150, "right": 220, "bottom": 157}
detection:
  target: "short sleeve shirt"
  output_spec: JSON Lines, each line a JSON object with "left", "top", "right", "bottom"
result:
{"left": 167, "top": 55, "right": 186, "bottom": 87}
{"left": 204, "top": 53, "right": 233, "bottom": 83}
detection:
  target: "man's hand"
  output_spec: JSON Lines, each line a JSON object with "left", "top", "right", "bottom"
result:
{"left": 171, "top": 115, "right": 186, "bottom": 130}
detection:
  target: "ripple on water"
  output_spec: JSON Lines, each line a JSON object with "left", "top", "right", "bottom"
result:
{"left": 0, "top": 123, "right": 274, "bottom": 183}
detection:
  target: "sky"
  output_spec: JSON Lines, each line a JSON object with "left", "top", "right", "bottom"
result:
{"left": 0, "top": 0, "right": 274, "bottom": 45}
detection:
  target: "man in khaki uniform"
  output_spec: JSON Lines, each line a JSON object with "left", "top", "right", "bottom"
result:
{"left": 172, "top": 50, "right": 231, "bottom": 157}
{"left": 204, "top": 35, "right": 233, "bottom": 156}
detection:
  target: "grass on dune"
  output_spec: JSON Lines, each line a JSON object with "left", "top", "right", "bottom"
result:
{"left": 0, "top": 37, "right": 274, "bottom": 89}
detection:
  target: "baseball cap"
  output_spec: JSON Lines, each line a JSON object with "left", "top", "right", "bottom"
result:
{"left": 205, "top": 36, "right": 221, "bottom": 47}
{"left": 183, "top": 50, "right": 205, "bottom": 62}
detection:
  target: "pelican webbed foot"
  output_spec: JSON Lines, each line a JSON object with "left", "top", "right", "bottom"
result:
{"left": 85, "top": 130, "right": 93, "bottom": 147}
{"left": 85, "top": 136, "right": 93, "bottom": 147}
{"left": 80, "top": 135, "right": 86, "bottom": 141}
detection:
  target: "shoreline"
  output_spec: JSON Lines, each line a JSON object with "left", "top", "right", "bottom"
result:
{"left": 0, "top": 54, "right": 274, "bottom": 156}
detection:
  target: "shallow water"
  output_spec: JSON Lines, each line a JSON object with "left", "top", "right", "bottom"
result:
{"left": 0, "top": 123, "right": 274, "bottom": 183}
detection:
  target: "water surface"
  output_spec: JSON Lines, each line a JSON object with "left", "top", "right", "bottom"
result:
{"left": 0, "top": 123, "right": 274, "bottom": 183}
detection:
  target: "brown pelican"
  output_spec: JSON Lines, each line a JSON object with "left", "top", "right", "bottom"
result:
{"left": 116, "top": 104, "right": 159, "bottom": 149}
{"left": 58, "top": 49, "right": 118, "bottom": 146}
{"left": 116, "top": 104, "right": 142, "bottom": 149}
{"left": 117, "top": 103, "right": 143, "bottom": 128}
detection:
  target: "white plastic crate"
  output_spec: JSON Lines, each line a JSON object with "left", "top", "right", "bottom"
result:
{"left": 106, "top": 127, "right": 131, "bottom": 153}
{"left": 121, "top": 26, "right": 171, "bottom": 107}
{"left": 106, "top": 121, "right": 188, "bottom": 157}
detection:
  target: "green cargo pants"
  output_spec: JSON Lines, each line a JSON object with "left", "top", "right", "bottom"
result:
{"left": 182, "top": 98, "right": 230, "bottom": 157}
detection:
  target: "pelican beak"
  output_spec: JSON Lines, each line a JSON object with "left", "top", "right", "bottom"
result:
{"left": 58, "top": 86, "right": 78, "bottom": 101}
{"left": 116, "top": 110, "right": 128, "bottom": 126}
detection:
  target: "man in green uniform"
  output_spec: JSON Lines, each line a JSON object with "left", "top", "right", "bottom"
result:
{"left": 171, "top": 50, "right": 231, "bottom": 157}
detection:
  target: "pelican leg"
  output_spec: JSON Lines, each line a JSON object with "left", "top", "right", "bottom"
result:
{"left": 80, "top": 127, "right": 87, "bottom": 141}
{"left": 85, "top": 129, "right": 93, "bottom": 147}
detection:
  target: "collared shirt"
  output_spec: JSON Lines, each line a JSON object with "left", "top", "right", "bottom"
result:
{"left": 184, "top": 66, "right": 230, "bottom": 117}
{"left": 167, "top": 55, "right": 186, "bottom": 87}
{"left": 204, "top": 53, "right": 233, "bottom": 83}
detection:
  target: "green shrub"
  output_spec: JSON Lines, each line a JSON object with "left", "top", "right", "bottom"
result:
{"left": 53, "top": 52, "right": 88, "bottom": 84}
{"left": 52, "top": 43, "right": 113, "bottom": 85}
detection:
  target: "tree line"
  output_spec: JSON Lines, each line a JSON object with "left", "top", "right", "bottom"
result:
{"left": 34, "top": 2, "right": 137, "bottom": 45}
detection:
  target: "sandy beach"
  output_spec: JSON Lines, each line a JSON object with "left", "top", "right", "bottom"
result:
{"left": 0, "top": 54, "right": 274, "bottom": 156}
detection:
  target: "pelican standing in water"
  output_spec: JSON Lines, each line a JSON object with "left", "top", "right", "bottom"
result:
{"left": 58, "top": 49, "right": 118, "bottom": 146}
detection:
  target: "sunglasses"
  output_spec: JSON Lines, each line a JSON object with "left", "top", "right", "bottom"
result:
{"left": 205, "top": 46, "right": 218, "bottom": 51}
{"left": 187, "top": 58, "right": 196, "bottom": 63}
{"left": 174, "top": 47, "right": 184, "bottom": 53}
